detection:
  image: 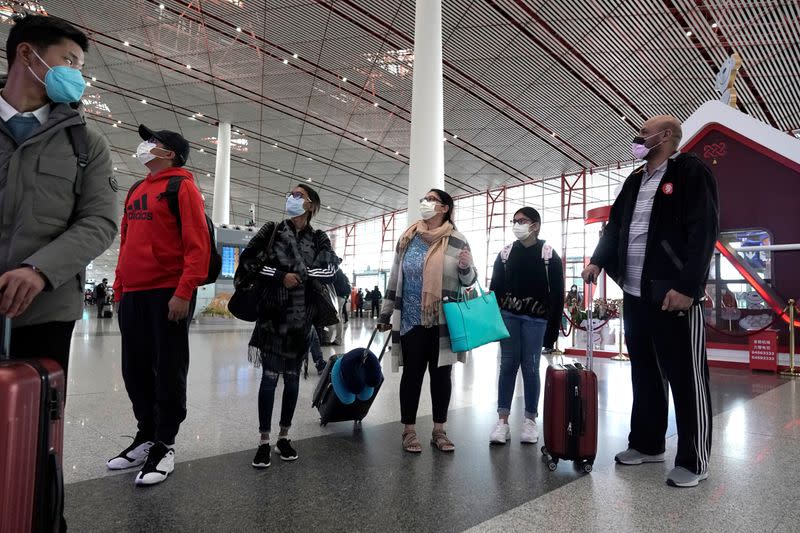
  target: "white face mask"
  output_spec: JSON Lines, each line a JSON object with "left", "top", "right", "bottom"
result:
{"left": 136, "top": 141, "right": 158, "bottom": 164}
{"left": 512, "top": 223, "right": 533, "bottom": 241}
{"left": 418, "top": 200, "right": 438, "bottom": 221}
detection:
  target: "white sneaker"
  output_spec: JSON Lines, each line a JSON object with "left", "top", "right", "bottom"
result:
{"left": 520, "top": 418, "right": 539, "bottom": 444}
{"left": 107, "top": 439, "right": 153, "bottom": 470}
{"left": 135, "top": 442, "right": 175, "bottom": 486}
{"left": 489, "top": 420, "right": 511, "bottom": 445}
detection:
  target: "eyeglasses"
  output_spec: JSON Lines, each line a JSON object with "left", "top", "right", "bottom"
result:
{"left": 286, "top": 191, "right": 306, "bottom": 199}
{"left": 419, "top": 197, "right": 443, "bottom": 204}
{"left": 510, "top": 219, "right": 533, "bottom": 226}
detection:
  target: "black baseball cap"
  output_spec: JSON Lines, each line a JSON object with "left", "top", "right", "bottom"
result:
{"left": 138, "top": 124, "right": 190, "bottom": 167}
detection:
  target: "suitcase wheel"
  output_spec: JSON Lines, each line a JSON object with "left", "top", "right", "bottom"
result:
{"left": 547, "top": 459, "right": 558, "bottom": 471}
{"left": 582, "top": 462, "right": 593, "bottom": 474}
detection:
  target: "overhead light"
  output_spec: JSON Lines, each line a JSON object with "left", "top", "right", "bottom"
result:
{"left": 342, "top": 77, "right": 347, "bottom": 82}
{"left": 621, "top": 115, "right": 626, "bottom": 121}
{"left": 551, "top": 132, "right": 556, "bottom": 137}
{"left": 363, "top": 137, "right": 368, "bottom": 142}
{"left": 283, "top": 59, "right": 288, "bottom": 65}
{"left": 293, "top": 53, "right": 298, "bottom": 59}
{"left": 159, "top": 3, "right": 165, "bottom": 9}
{"left": 123, "top": 41, "right": 130, "bottom": 47}
{"left": 273, "top": 143, "right": 278, "bottom": 148}
{"left": 443, "top": 137, "right": 448, "bottom": 142}
{"left": 188, "top": 115, "right": 196, "bottom": 120}
{"left": 85, "top": 81, "right": 91, "bottom": 87}
{"left": 206, "top": 173, "right": 211, "bottom": 177}
{"left": 242, "top": 158, "right": 247, "bottom": 162}
{"left": 306, "top": 178, "right": 312, "bottom": 182}
{"left": 141, "top": 99, "right": 147, "bottom": 104}
{"left": 711, "top": 22, "right": 718, "bottom": 29}
{"left": 131, "top": 153, "right": 137, "bottom": 157}
{"left": 91, "top": 76, "right": 97, "bottom": 82}
{"left": 196, "top": 113, "right": 203, "bottom": 117}
{"left": 373, "top": 102, "right": 379, "bottom": 107}
{"left": 453, "top": 134, "right": 458, "bottom": 139}
{"left": 236, "top": 27, "right": 242, "bottom": 32}
{"left": 325, "top": 206, "right": 331, "bottom": 209}
{"left": 117, "top": 120, "right": 122, "bottom": 124}
{"left": 112, "top": 123, "right": 118, "bottom": 128}
{"left": 186, "top": 64, "right": 192, "bottom": 70}
{"left": 394, "top": 151, "right": 399, "bottom": 155}
{"left": 685, "top": 30, "right": 692, "bottom": 37}
{"left": 113, "top": 167, "right": 118, "bottom": 171}
{"left": 276, "top": 169, "right": 281, "bottom": 172}
{"left": 307, "top": 157, "right": 313, "bottom": 161}
{"left": 198, "top": 148, "right": 204, "bottom": 152}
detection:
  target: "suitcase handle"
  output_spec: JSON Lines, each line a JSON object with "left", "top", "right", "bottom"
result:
{"left": 1, "top": 316, "right": 10, "bottom": 360}
{"left": 362, "top": 327, "right": 392, "bottom": 364}
{"left": 585, "top": 283, "right": 594, "bottom": 372}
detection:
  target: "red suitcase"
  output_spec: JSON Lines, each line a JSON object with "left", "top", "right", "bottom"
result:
{"left": 541, "top": 285, "right": 598, "bottom": 473}
{"left": 0, "top": 319, "right": 66, "bottom": 533}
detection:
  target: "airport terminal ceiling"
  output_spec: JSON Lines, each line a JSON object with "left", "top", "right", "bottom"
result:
{"left": 1, "top": 0, "right": 798, "bottom": 280}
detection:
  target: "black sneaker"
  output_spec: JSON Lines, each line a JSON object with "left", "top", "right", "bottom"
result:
{"left": 251, "top": 444, "right": 271, "bottom": 469}
{"left": 134, "top": 442, "right": 174, "bottom": 486}
{"left": 275, "top": 438, "right": 298, "bottom": 461}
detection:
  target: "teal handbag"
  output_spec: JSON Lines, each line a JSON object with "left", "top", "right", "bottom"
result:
{"left": 443, "top": 282, "right": 510, "bottom": 352}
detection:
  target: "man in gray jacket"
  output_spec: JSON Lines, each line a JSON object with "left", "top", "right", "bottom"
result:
{"left": 0, "top": 15, "right": 117, "bottom": 385}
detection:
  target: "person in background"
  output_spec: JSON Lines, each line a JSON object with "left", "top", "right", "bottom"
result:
{"left": 488, "top": 207, "right": 563, "bottom": 445}
{"left": 108, "top": 125, "right": 210, "bottom": 487}
{"left": 0, "top": 14, "right": 117, "bottom": 388}
{"left": 332, "top": 267, "right": 351, "bottom": 345}
{"left": 356, "top": 289, "right": 364, "bottom": 318}
{"left": 378, "top": 188, "right": 477, "bottom": 454}
{"left": 237, "top": 183, "right": 336, "bottom": 469}
{"left": 95, "top": 279, "right": 108, "bottom": 318}
{"left": 370, "top": 285, "right": 382, "bottom": 319}
{"left": 582, "top": 114, "right": 719, "bottom": 488}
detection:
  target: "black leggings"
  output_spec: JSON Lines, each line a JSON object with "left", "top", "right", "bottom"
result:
{"left": 399, "top": 326, "right": 452, "bottom": 425}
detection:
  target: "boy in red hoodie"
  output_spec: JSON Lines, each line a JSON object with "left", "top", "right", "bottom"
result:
{"left": 107, "top": 125, "right": 210, "bottom": 486}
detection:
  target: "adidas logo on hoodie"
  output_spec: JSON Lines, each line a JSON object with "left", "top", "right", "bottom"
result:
{"left": 127, "top": 193, "right": 153, "bottom": 220}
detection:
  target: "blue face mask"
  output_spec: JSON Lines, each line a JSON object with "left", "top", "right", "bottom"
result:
{"left": 29, "top": 50, "right": 86, "bottom": 103}
{"left": 285, "top": 195, "right": 307, "bottom": 217}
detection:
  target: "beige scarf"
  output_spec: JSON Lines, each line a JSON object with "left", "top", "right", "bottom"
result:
{"left": 398, "top": 220, "right": 454, "bottom": 325}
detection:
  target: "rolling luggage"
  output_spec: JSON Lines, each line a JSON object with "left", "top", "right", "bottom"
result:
{"left": 0, "top": 318, "right": 66, "bottom": 533}
{"left": 311, "top": 328, "right": 389, "bottom": 426}
{"left": 541, "top": 285, "right": 598, "bottom": 473}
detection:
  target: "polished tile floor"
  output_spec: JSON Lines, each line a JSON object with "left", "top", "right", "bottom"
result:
{"left": 62, "top": 309, "right": 798, "bottom": 532}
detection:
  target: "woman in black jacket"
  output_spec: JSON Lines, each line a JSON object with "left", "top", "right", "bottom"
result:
{"left": 235, "top": 183, "right": 337, "bottom": 468}
{"left": 488, "top": 207, "right": 564, "bottom": 446}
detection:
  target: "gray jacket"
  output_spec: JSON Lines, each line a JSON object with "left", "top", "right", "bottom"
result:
{"left": 0, "top": 88, "right": 118, "bottom": 327}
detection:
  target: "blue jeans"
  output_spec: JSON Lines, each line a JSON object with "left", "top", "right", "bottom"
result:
{"left": 497, "top": 311, "right": 547, "bottom": 420}
{"left": 308, "top": 327, "right": 323, "bottom": 365}
{"left": 258, "top": 369, "right": 300, "bottom": 434}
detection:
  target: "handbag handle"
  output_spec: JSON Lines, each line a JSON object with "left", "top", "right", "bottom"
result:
{"left": 457, "top": 279, "right": 489, "bottom": 304}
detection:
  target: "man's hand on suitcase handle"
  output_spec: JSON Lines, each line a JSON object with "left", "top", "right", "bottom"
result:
{"left": 0, "top": 267, "right": 46, "bottom": 318}
{"left": 376, "top": 323, "right": 391, "bottom": 332}
{"left": 581, "top": 264, "right": 601, "bottom": 285}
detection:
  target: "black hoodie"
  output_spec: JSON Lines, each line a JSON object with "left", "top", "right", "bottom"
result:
{"left": 489, "top": 240, "right": 564, "bottom": 348}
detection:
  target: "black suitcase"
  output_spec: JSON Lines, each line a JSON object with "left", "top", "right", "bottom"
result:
{"left": 311, "top": 328, "right": 390, "bottom": 426}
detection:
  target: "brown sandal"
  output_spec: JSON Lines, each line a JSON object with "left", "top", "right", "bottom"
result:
{"left": 402, "top": 430, "right": 422, "bottom": 453}
{"left": 431, "top": 430, "right": 455, "bottom": 452}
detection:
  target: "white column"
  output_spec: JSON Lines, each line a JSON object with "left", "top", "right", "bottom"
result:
{"left": 212, "top": 121, "right": 231, "bottom": 225}
{"left": 407, "top": 0, "right": 445, "bottom": 224}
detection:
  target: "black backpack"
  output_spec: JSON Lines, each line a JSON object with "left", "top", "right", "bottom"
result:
{"left": 333, "top": 270, "right": 351, "bottom": 299}
{"left": 127, "top": 176, "right": 222, "bottom": 285}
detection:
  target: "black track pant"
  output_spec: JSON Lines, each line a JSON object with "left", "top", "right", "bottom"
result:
{"left": 119, "top": 288, "right": 196, "bottom": 445}
{"left": 623, "top": 293, "right": 712, "bottom": 474}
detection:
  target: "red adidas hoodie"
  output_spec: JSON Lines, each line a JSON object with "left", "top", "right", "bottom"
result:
{"left": 113, "top": 167, "right": 210, "bottom": 301}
